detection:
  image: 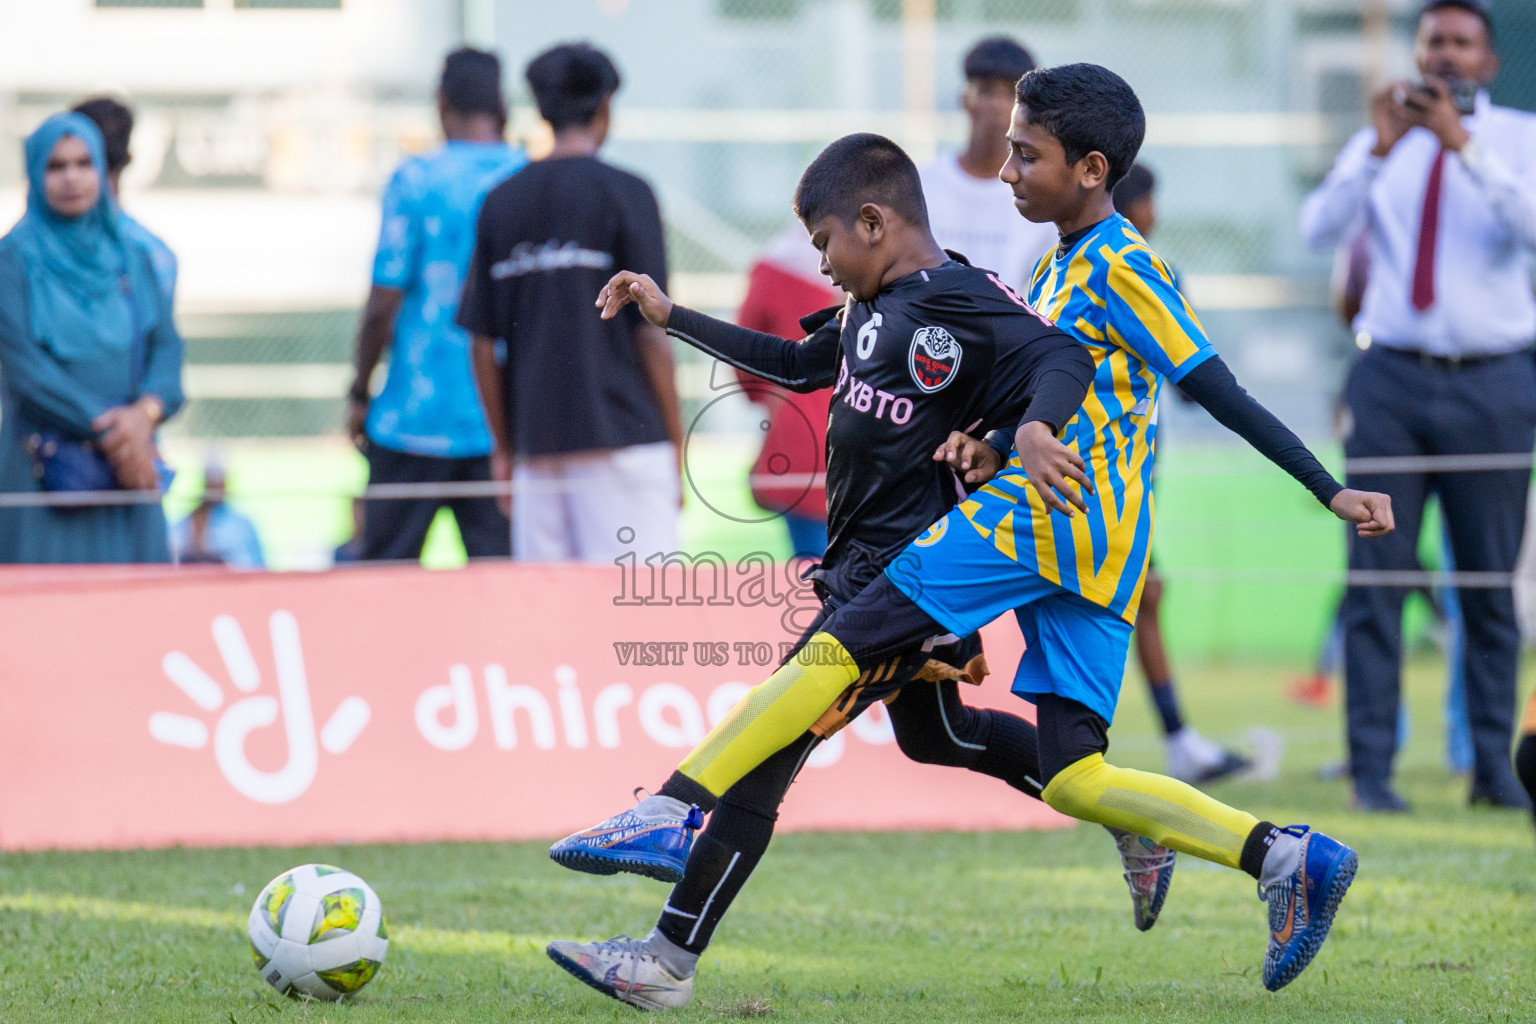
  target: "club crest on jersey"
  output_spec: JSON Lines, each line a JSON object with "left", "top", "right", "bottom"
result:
{"left": 908, "top": 326, "right": 961, "bottom": 393}
{"left": 913, "top": 518, "right": 948, "bottom": 547}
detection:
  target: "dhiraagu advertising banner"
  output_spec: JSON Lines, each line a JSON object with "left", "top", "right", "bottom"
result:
{"left": 0, "top": 563, "right": 1065, "bottom": 851}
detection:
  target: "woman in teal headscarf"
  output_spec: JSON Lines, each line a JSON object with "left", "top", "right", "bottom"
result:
{"left": 0, "top": 112, "right": 184, "bottom": 562}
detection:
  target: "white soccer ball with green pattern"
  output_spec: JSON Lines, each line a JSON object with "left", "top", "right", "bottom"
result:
{"left": 247, "top": 863, "right": 388, "bottom": 1000}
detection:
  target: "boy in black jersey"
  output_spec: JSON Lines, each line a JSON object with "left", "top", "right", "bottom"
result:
{"left": 545, "top": 134, "right": 1173, "bottom": 1011}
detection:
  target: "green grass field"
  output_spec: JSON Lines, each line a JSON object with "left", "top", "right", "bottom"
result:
{"left": 2, "top": 655, "right": 1532, "bottom": 1023}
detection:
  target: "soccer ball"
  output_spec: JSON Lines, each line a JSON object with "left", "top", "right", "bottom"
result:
{"left": 247, "top": 863, "right": 388, "bottom": 1000}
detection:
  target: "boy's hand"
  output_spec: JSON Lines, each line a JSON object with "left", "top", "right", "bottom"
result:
{"left": 1329, "top": 488, "right": 1394, "bottom": 538}
{"left": 933, "top": 431, "right": 1002, "bottom": 487}
{"left": 346, "top": 396, "right": 369, "bottom": 451}
{"left": 1015, "top": 420, "right": 1093, "bottom": 517}
{"left": 596, "top": 271, "right": 674, "bottom": 327}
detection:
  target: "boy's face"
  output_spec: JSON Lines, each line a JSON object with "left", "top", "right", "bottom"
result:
{"left": 805, "top": 209, "right": 885, "bottom": 302}
{"left": 961, "top": 75, "right": 1018, "bottom": 143}
{"left": 1122, "top": 195, "right": 1156, "bottom": 238}
{"left": 999, "top": 103, "right": 1100, "bottom": 226}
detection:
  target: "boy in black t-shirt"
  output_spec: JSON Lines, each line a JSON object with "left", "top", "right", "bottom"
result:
{"left": 459, "top": 43, "right": 683, "bottom": 563}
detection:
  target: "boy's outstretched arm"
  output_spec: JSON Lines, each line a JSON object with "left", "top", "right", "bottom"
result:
{"left": 597, "top": 270, "right": 840, "bottom": 392}
{"left": 1177, "top": 355, "right": 1393, "bottom": 537}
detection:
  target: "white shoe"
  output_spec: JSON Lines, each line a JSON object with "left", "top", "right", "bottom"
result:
{"left": 1166, "top": 727, "right": 1251, "bottom": 784}
{"left": 547, "top": 935, "right": 694, "bottom": 1011}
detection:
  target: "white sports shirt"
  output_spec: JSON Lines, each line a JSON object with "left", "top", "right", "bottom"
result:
{"left": 919, "top": 153, "right": 1060, "bottom": 293}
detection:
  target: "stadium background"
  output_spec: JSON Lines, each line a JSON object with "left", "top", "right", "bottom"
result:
{"left": 1, "top": 8, "right": 1534, "bottom": 1019}
{"left": 3, "top": 0, "right": 1534, "bottom": 656}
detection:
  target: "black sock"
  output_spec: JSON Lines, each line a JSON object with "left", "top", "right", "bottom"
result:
{"left": 656, "top": 798, "right": 775, "bottom": 955}
{"left": 974, "top": 709, "right": 1046, "bottom": 801}
{"left": 655, "top": 734, "right": 813, "bottom": 955}
{"left": 1239, "top": 821, "right": 1282, "bottom": 880}
{"left": 1149, "top": 681, "right": 1185, "bottom": 737}
{"left": 658, "top": 770, "right": 717, "bottom": 814}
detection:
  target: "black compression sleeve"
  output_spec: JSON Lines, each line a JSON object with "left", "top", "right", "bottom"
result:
{"left": 1020, "top": 340, "right": 1096, "bottom": 433}
{"left": 666, "top": 304, "right": 835, "bottom": 392}
{"left": 1178, "top": 355, "right": 1343, "bottom": 508}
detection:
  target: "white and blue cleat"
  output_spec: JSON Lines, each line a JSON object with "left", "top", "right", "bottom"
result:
{"left": 1260, "top": 825, "right": 1358, "bottom": 991}
{"left": 547, "top": 935, "right": 695, "bottom": 1011}
{"left": 549, "top": 793, "right": 704, "bottom": 883}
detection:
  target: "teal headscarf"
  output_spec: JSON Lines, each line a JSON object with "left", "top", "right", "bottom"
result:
{"left": 3, "top": 112, "right": 152, "bottom": 359}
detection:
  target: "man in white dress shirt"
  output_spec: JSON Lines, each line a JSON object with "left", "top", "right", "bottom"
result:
{"left": 1301, "top": 0, "right": 1536, "bottom": 813}
{"left": 919, "top": 37, "right": 1058, "bottom": 291}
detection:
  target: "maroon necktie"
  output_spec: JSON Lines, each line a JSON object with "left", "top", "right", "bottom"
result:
{"left": 1411, "top": 147, "right": 1447, "bottom": 312}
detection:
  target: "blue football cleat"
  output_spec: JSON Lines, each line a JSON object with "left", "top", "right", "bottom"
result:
{"left": 549, "top": 794, "right": 704, "bottom": 883}
{"left": 1261, "top": 825, "right": 1358, "bottom": 991}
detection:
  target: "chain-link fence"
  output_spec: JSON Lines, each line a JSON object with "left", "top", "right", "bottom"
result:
{"left": 0, "top": 0, "right": 1461, "bottom": 445}
{"left": 5, "top": 0, "right": 1535, "bottom": 657}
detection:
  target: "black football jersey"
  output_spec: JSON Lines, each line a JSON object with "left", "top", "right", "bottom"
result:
{"left": 667, "top": 257, "right": 1080, "bottom": 602}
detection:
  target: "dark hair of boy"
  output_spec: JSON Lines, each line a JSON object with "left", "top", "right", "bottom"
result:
{"left": 525, "top": 43, "right": 621, "bottom": 130}
{"left": 793, "top": 133, "right": 929, "bottom": 230}
{"left": 1112, "top": 163, "right": 1155, "bottom": 213}
{"left": 440, "top": 47, "right": 506, "bottom": 121}
{"left": 962, "top": 35, "right": 1034, "bottom": 84}
{"left": 72, "top": 96, "right": 133, "bottom": 175}
{"left": 1015, "top": 63, "right": 1145, "bottom": 191}
{"left": 1423, "top": 0, "right": 1493, "bottom": 40}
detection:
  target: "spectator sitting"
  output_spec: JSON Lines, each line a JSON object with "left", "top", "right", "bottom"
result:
{"left": 461, "top": 43, "right": 683, "bottom": 563}
{"left": 171, "top": 459, "right": 264, "bottom": 568}
{"left": 0, "top": 113, "right": 183, "bottom": 563}
{"left": 73, "top": 96, "right": 177, "bottom": 310}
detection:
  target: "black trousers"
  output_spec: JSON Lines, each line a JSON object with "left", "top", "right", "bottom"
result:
{"left": 361, "top": 443, "right": 511, "bottom": 561}
{"left": 1340, "top": 346, "right": 1536, "bottom": 792}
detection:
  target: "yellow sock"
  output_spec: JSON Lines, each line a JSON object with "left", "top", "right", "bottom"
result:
{"left": 678, "top": 633, "right": 860, "bottom": 798}
{"left": 1042, "top": 754, "right": 1259, "bottom": 869}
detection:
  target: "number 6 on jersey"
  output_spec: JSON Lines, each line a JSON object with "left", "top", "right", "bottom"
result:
{"left": 856, "top": 311, "right": 883, "bottom": 359}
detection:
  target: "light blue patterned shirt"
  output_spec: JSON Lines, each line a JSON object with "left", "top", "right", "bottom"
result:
{"left": 368, "top": 140, "right": 526, "bottom": 457}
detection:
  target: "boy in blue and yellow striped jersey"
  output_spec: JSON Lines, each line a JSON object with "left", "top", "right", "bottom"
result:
{"left": 552, "top": 64, "right": 1395, "bottom": 993}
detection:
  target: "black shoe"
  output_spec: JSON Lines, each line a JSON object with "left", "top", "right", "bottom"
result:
{"left": 1468, "top": 775, "right": 1534, "bottom": 811}
{"left": 1351, "top": 781, "right": 1411, "bottom": 813}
